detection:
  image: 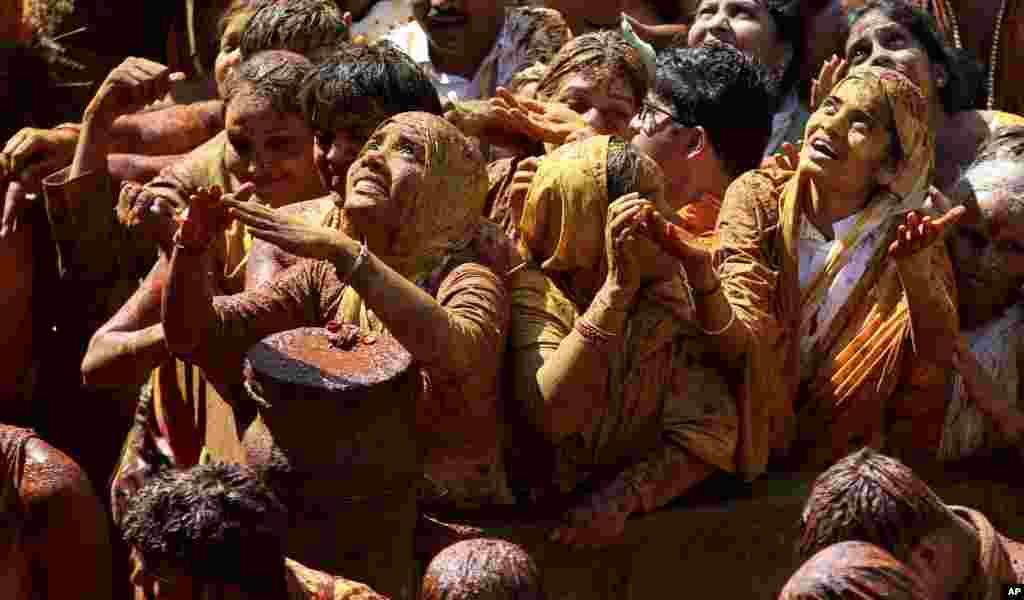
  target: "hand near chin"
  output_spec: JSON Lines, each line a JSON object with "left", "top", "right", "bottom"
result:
{"left": 222, "top": 184, "right": 347, "bottom": 262}
{"left": 888, "top": 206, "right": 965, "bottom": 260}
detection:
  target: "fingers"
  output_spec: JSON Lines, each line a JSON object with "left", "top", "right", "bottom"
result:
{"left": 933, "top": 205, "right": 967, "bottom": 228}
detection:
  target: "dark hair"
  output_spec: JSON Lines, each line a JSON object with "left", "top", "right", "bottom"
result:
{"left": 224, "top": 49, "right": 315, "bottom": 116}
{"left": 763, "top": 0, "right": 805, "bottom": 95}
{"left": 421, "top": 539, "right": 543, "bottom": 600}
{"left": 848, "top": 0, "right": 983, "bottom": 113}
{"left": 536, "top": 30, "right": 649, "bottom": 109}
{"left": 298, "top": 41, "right": 443, "bottom": 136}
{"left": 240, "top": 0, "right": 349, "bottom": 60}
{"left": 655, "top": 43, "right": 778, "bottom": 178}
{"left": 503, "top": 7, "right": 572, "bottom": 69}
{"left": 797, "top": 448, "right": 955, "bottom": 563}
{"left": 607, "top": 136, "right": 663, "bottom": 202}
{"left": 121, "top": 462, "right": 288, "bottom": 590}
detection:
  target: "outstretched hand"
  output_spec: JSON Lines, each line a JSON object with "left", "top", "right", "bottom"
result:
{"left": 888, "top": 207, "right": 965, "bottom": 260}
{"left": 86, "top": 57, "right": 185, "bottom": 125}
{"left": 222, "top": 189, "right": 349, "bottom": 263}
{"left": 811, "top": 55, "right": 848, "bottom": 111}
{"left": 491, "top": 88, "right": 585, "bottom": 146}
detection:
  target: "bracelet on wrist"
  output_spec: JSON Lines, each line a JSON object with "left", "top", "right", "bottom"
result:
{"left": 340, "top": 237, "right": 369, "bottom": 285}
{"left": 575, "top": 315, "right": 618, "bottom": 347}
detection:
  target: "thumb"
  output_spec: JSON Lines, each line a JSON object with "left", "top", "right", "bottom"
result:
{"left": 933, "top": 205, "right": 966, "bottom": 228}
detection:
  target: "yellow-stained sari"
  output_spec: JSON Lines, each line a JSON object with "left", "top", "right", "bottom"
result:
{"left": 716, "top": 68, "right": 957, "bottom": 475}
{"left": 508, "top": 136, "right": 738, "bottom": 511}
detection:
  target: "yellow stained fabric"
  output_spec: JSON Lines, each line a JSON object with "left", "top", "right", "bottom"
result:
{"left": 512, "top": 136, "right": 738, "bottom": 502}
{"left": 717, "top": 67, "right": 952, "bottom": 476}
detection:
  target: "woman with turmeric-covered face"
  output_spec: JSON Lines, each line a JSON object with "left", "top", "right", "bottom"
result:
{"left": 161, "top": 112, "right": 517, "bottom": 519}
{"left": 637, "top": 67, "right": 963, "bottom": 474}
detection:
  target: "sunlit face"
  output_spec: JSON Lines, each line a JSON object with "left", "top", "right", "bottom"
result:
{"left": 549, "top": 72, "right": 639, "bottom": 142}
{"left": 949, "top": 181, "right": 1024, "bottom": 328}
{"left": 224, "top": 87, "right": 317, "bottom": 207}
{"left": 800, "top": 79, "right": 895, "bottom": 211}
{"left": 412, "top": 0, "right": 512, "bottom": 56}
{"left": 344, "top": 121, "right": 430, "bottom": 231}
{"left": 214, "top": 10, "right": 255, "bottom": 99}
{"left": 845, "top": 11, "right": 941, "bottom": 101}
{"left": 688, "top": 0, "right": 791, "bottom": 72}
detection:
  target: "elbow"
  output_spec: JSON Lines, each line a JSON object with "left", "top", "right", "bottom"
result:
{"left": 80, "top": 336, "right": 120, "bottom": 388}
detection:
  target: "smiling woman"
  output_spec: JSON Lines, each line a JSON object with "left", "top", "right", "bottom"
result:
{"left": 161, "top": 112, "right": 519, "bottom": 528}
{"left": 640, "top": 67, "right": 961, "bottom": 475}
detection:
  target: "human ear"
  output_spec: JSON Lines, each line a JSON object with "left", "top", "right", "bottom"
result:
{"left": 685, "top": 126, "right": 707, "bottom": 161}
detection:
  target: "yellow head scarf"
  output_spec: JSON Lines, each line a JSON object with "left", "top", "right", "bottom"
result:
{"left": 335, "top": 112, "right": 489, "bottom": 281}
{"left": 778, "top": 67, "right": 934, "bottom": 327}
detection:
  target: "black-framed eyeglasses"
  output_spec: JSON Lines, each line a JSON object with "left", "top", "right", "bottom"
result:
{"left": 638, "top": 101, "right": 692, "bottom": 135}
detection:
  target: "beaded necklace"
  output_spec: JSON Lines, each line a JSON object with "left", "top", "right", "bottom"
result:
{"left": 940, "top": 0, "right": 1009, "bottom": 109}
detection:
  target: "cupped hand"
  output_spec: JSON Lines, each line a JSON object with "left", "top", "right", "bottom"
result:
{"left": 888, "top": 206, "right": 965, "bottom": 260}
{"left": 811, "top": 55, "right": 848, "bottom": 111}
{"left": 606, "top": 193, "right": 677, "bottom": 292}
{"left": 177, "top": 185, "right": 232, "bottom": 248}
{"left": 118, "top": 181, "right": 182, "bottom": 250}
{"left": 1, "top": 126, "right": 79, "bottom": 187}
{"left": 86, "top": 57, "right": 185, "bottom": 124}
{"left": 503, "top": 156, "right": 540, "bottom": 225}
{"left": 222, "top": 189, "right": 349, "bottom": 263}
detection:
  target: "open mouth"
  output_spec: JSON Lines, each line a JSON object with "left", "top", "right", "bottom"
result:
{"left": 810, "top": 137, "right": 839, "bottom": 160}
{"left": 352, "top": 176, "right": 387, "bottom": 196}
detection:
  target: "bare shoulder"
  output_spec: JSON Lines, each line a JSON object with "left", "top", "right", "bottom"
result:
{"left": 19, "top": 437, "right": 96, "bottom": 509}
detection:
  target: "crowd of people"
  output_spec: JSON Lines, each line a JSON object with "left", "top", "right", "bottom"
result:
{"left": 1, "top": 0, "right": 1023, "bottom": 598}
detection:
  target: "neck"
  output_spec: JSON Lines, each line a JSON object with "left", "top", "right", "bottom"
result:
{"left": 803, "top": 178, "right": 873, "bottom": 241}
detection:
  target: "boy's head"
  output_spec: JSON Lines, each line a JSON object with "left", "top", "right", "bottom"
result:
{"left": 421, "top": 539, "right": 543, "bottom": 600}
{"left": 299, "top": 41, "right": 443, "bottom": 195}
{"left": 123, "top": 463, "right": 289, "bottom": 599}
{"left": 222, "top": 50, "right": 320, "bottom": 204}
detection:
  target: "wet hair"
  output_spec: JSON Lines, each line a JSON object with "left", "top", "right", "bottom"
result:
{"left": 954, "top": 126, "right": 1024, "bottom": 220}
{"left": 299, "top": 41, "right": 443, "bottom": 136}
{"left": 224, "top": 50, "right": 315, "bottom": 116}
{"left": 607, "top": 136, "right": 663, "bottom": 201}
{"left": 420, "top": 539, "right": 543, "bottom": 600}
{"left": 121, "top": 462, "right": 288, "bottom": 590}
{"left": 240, "top": 0, "right": 349, "bottom": 60}
{"left": 217, "top": 0, "right": 268, "bottom": 43}
{"left": 797, "top": 448, "right": 956, "bottom": 563}
{"left": 780, "top": 541, "right": 933, "bottom": 600}
{"left": 536, "top": 30, "right": 649, "bottom": 109}
{"left": 503, "top": 7, "right": 572, "bottom": 69}
{"left": 848, "top": 0, "right": 983, "bottom": 113}
{"left": 507, "top": 63, "right": 549, "bottom": 97}
{"left": 654, "top": 43, "right": 778, "bottom": 178}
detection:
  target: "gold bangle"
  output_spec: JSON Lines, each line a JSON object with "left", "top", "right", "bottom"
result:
{"left": 575, "top": 315, "right": 618, "bottom": 346}
{"left": 698, "top": 308, "right": 736, "bottom": 336}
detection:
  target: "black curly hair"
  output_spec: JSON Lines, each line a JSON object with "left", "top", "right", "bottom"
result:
{"left": 654, "top": 42, "right": 778, "bottom": 178}
{"left": 298, "top": 41, "right": 442, "bottom": 139}
{"left": 121, "top": 462, "right": 289, "bottom": 590}
{"left": 847, "top": 0, "right": 983, "bottom": 113}
{"left": 240, "top": 0, "right": 349, "bottom": 61}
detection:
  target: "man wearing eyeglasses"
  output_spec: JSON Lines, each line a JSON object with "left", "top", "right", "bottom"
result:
{"left": 631, "top": 42, "right": 778, "bottom": 237}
